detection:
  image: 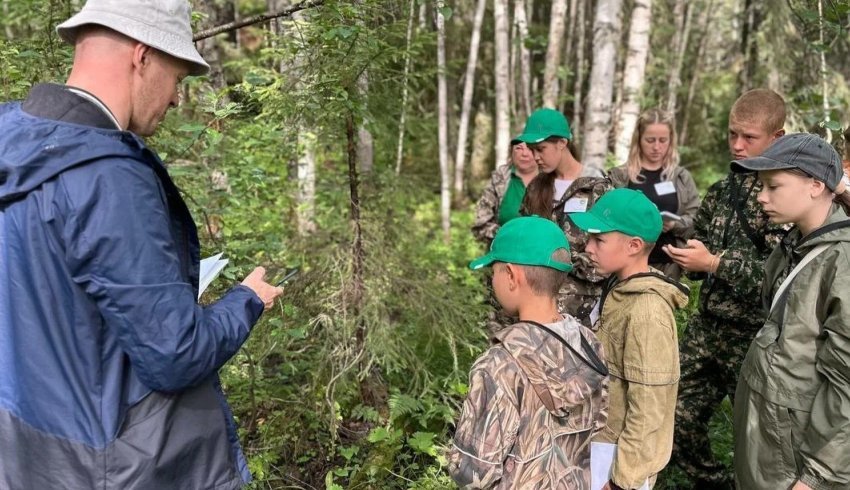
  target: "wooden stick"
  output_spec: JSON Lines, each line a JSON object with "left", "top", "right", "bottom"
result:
{"left": 192, "top": 0, "right": 324, "bottom": 41}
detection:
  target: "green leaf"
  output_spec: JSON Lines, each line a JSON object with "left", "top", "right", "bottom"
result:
{"left": 823, "top": 120, "right": 843, "bottom": 132}
{"left": 439, "top": 6, "right": 452, "bottom": 20}
{"left": 339, "top": 445, "right": 359, "bottom": 461}
{"left": 367, "top": 426, "right": 391, "bottom": 443}
{"left": 408, "top": 431, "right": 437, "bottom": 456}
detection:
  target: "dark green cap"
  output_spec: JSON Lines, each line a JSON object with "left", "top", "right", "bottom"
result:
{"left": 512, "top": 108, "right": 572, "bottom": 144}
{"left": 569, "top": 188, "right": 662, "bottom": 242}
{"left": 469, "top": 216, "right": 572, "bottom": 272}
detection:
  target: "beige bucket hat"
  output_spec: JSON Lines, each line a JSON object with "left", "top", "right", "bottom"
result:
{"left": 56, "top": 0, "right": 210, "bottom": 76}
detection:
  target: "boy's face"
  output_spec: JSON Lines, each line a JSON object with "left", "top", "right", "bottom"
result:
{"left": 585, "top": 232, "right": 634, "bottom": 276}
{"left": 728, "top": 118, "right": 783, "bottom": 160}
{"left": 757, "top": 169, "right": 824, "bottom": 225}
{"left": 492, "top": 263, "right": 520, "bottom": 315}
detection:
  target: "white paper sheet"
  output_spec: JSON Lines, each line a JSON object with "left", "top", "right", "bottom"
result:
{"left": 198, "top": 253, "right": 228, "bottom": 300}
{"left": 590, "top": 441, "right": 649, "bottom": 490}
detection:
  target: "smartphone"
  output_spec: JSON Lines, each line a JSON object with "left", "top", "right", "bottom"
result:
{"left": 275, "top": 267, "right": 300, "bottom": 286}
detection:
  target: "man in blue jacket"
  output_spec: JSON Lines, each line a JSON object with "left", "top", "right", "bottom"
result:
{"left": 0, "top": 1, "right": 283, "bottom": 488}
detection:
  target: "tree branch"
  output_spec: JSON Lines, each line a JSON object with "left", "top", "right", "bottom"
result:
{"left": 192, "top": 0, "right": 325, "bottom": 41}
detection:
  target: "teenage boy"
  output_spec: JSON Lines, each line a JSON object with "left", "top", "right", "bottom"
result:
{"left": 730, "top": 133, "right": 850, "bottom": 489}
{"left": 448, "top": 216, "right": 609, "bottom": 489}
{"left": 662, "top": 89, "right": 788, "bottom": 488}
{"left": 571, "top": 189, "right": 689, "bottom": 489}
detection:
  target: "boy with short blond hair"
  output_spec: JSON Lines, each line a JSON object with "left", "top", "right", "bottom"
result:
{"left": 662, "top": 88, "right": 789, "bottom": 487}
{"left": 571, "top": 189, "right": 689, "bottom": 489}
{"left": 448, "top": 216, "right": 608, "bottom": 489}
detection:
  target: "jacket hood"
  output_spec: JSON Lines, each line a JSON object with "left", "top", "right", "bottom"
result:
{"left": 794, "top": 205, "right": 850, "bottom": 252}
{"left": 494, "top": 319, "right": 607, "bottom": 417}
{"left": 0, "top": 103, "right": 146, "bottom": 203}
{"left": 609, "top": 271, "right": 690, "bottom": 311}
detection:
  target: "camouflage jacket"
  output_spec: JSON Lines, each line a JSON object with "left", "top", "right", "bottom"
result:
{"left": 521, "top": 175, "right": 612, "bottom": 297}
{"left": 689, "top": 172, "right": 787, "bottom": 326}
{"left": 472, "top": 164, "right": 513, "bottom": 246}
{"left": 448, "top": 318, "right": 609, "bottom": 489}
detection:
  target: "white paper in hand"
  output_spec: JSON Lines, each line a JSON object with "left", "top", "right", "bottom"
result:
{"left": 198, "top": 253, "right": 229, "bottom": 300}
{"left": 590, "top": 441, "right": 649, "bottom": 490}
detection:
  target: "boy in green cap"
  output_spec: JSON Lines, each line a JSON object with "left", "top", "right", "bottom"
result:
{"left": 448, "top": 216, "right": 609, "bottom": 489}
{"left": 570, "top": 189, "right": 689, "bottom": 490}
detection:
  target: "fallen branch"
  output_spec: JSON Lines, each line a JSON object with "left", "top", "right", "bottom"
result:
{"left": 192, "top": 0, "right": 325, "bottom": 41}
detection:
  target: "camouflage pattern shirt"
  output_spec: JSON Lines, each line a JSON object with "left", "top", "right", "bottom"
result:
{"left": 689, "top": 172, "right": 787, "bottom": 326}
{"left": 521, "top": 175, "right": 613, "bottom": 323}
{"left": 472, "top": 164, "right": 513, "bottom": 246}
{"left": 448, "top": 318, "right": 609, "bottom": 489}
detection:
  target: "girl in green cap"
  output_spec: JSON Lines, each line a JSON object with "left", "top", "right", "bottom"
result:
{"left": 517, "top": 108, "right": 613, "bottom": 325}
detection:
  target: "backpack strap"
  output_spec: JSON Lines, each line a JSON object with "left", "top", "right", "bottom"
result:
{"left": 521, "top": 320, "right": 609, "bottom": 377}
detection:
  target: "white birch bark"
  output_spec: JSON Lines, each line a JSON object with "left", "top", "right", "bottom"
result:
{"left": 396, "top": 0, "right": 416, "bottom": 174}
{"left": 436, "top": 0, "right": 451, "bottom": 240}
{"left": 356, "top": 72, "right": 374, "bottom": 173}
{"left": 666, "top": 0, "right": 693, "bottom": 116}
{"left": 494, "top": 0, "right": 512, "bottom": 168}
{"left": 614, "top": 0, "right": 652, "bottom": 164}
{"left": 571, "top": 0, "right": 588, "bottom": 136}
{"left": 542, "top": 0, "right": 569, "bottom": 108}
{"left": 453, "top": 0, "right": 488, "bottom": 198}
{"left": 514, "top": 0, "right": 532, "bottom": 123}
{"left": 818, "top": 0, "right": 832, "bottom": 141}
{"left": 581, "top": 0, "right": 622, "bottom": 176}
{"left": 680, "top": 0, "right": 714, "bottom": 145}
{"left": 296, "top": 132, "right": 317, "bottom": 235}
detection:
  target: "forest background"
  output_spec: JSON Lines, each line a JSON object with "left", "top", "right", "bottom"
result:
{"left": 2, "top": 0, "right": 849, "bottom": 487}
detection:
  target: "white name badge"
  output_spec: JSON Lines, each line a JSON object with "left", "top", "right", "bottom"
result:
{"left": 654, "top": 181, "right": 677, "bottom": 196}
{"left": 589, "top": 299, "right": 601, "bottom": 327}
{"left": 564, "top": 197, "right": 589, "bottom": 213}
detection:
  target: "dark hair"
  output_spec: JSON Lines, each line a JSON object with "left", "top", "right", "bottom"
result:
{"left": 521, "top": 248, "right": 571, "bottom": 297}
{"left": 522, "top": 137, "right": 581, "bottom": 217}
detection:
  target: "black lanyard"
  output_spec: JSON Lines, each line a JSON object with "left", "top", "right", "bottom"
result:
{"left": 521, "top": 320, "right": 609, "bottom": 377}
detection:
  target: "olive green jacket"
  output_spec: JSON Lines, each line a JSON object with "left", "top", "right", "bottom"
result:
{"left": 593, "top": 272, "right": 689, "bottom": 489}
{"left": 735, "top": 206, "right": 850, "bottom": 489}
{"left": 607, "top": 165, "right": 700, "bottom": 241}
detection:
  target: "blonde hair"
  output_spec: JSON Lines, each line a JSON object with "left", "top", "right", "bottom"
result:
{"left": 729, "top": 89, "right": 786, "bottom": 134}
{"left": 625, "top": 108, "right": 680, "bottom": 183}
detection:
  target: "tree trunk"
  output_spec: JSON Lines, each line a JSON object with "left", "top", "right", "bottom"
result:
{"left": 470, "top": 103, "right": 495, "bottom": 193}
{"left": 666, "top": 0, "right": 693, "bottom": 117}
{"left": 513, "top": 0, "right": 532, "bottom": 124}
{"left": 357, "top": 71, "right": 374, "bottom": 173}
{"left": 296, "top": 133, "right": 317, "bottom": 235}
{"left": 581, "top": 0, "right": 622, "bottom": 176}
{"left": 494, "top": 0, "right": 511, "bottom": 169}
{"left": 453, "top": 0, "right": 488, "bottom": 201}
{"left": 571, "top": 0, "right": 588, "bottom": 135}
{"left": 542, "top": 0, "right": 568, "bottom": 108}
{"left": 396, "top": 0, "right": 416, "bottom": 175}
{"left": 436, "top": 0, "right": 451, "bottom": 240}
{"left": 614, "top": 0, "right": 652, "bottom": 164}
{"left": 738, "top": 0, "right": 762, "bottom": 92}
{"left": 3, "top": 0, "right": 13, "bottom": 40}
{"left": 196, "top": 0, "right": 232, "bottom": 92}
{"left": 817, "top": 0, "right": 832, "bottom": 141}
{"left": 680, "top": 0, "right": 714, "bottom": 145}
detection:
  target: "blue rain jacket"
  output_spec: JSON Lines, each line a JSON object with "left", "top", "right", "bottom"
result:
{"left": 0, "top": 102, "right": 264, "bottom": 489}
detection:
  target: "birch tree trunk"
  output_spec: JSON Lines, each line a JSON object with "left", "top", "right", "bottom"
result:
{"left": 614, "top": 0, "right": 652, "bottom": 164}
{"left": 396, "top": 0, "right": 416, "bottom": 174}
{"left": 666, "top": 0, "right": 693, "bottom": 117}
{"left": 581, "top": 0, "right": 622, "bottom": 176}
{"left": 738, "top": 0, "right": 762, "bottom": 91}
{"left": 680, "top": 0, "right": 714, "bottom": 145}
{"left": 453, "top": 0, "right": 487, "bottom": 199}
{"left": 357, "top": 72, "right": 374, "bottom": 173}
{"left": 514, "top": 0, "right": 532, "bottom": 124}
{"left": 296, "top": 132, "right": 317, "bottom": 235}
{"left": 470, "top": 103, "right": 495, "bottom": 191}
{"left": 494, "top": 0, "right": 512, "bottom": 168}
{"left": 542, "top": 0, "right": 569, "bottom": 108}
{"left": 436, "top": 1, "right": 451, "bottom": 240}
{"left": 818, "top": 0, "right": 831, "bottom": 141}
{"left": 571, "top": 0, "right": 588, "bottom": 135}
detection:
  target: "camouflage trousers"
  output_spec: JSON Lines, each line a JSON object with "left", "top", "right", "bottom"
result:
{"left": 671, "top": 312, "right": 761, "bottom": 486}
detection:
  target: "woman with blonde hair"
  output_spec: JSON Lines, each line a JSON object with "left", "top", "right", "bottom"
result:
{"left": 609, "top": 108, "right": 699, "bottom": 279}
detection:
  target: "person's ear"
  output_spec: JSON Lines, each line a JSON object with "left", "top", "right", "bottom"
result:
{"left": 774, "top": 128, "right": 786, "bottom": 139}
{"left": 628, "top": 237, "right": 644, "bottom": 255}
{"left": 811, "top": 178, "right": 827, "bottom": 198}
{"left": 131, "top": 43, "right": 152, "bottom": 72}
{"left": 505, "top": 263, "right": 520, "bottom": 290}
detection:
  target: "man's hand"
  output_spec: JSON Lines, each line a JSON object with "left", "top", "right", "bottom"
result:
{"left": 241, "top": 267, "right": 284, "bottom": 309}
{"left": 662, "top": 239, "right": 718, "bottom": 273}
{"left": 662, "top": 220, "right": 676, "bottom": 233}
{"left": 791, "top": 481, "right": 813, "bottom": 490}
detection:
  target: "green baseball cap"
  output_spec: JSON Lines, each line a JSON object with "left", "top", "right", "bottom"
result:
{"left": 569, "top": 188, "right": 662, "bottom": 242}
{"left": 469, "top": 216, "right": 572, "bottom": 272}
{"left": 512, "top": 108, "right": 572, "bottom": 144}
